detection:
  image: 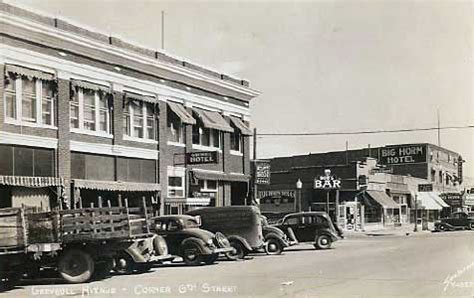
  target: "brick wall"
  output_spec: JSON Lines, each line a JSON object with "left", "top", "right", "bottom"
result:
{"left": 57, "top": 79, "right": 71, "bottom": 205}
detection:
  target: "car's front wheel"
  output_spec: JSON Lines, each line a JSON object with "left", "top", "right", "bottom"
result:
{"left": 226, "top": 240, "right": 246, "bottom": 260}
{"left": 469, "top": 223, "right": 474, "bottom": 230}
{"left": 265, "top": 238, "right": 284, "bottom": 255}
{"left": 182, "top": 243, "right": 202, "bottom": 266}
{"left": 314, "top": 235, "right": 332, "bottom": 250}
{"left": 437, "top": 224, "right": 447, "bottom": 232}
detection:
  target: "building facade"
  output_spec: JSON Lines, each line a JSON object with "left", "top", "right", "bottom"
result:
{"left": 258, "top": 144, "right": 464, "bottom": 230}
{"left": 0, "top": 3, "right": 258, "bottom": 214}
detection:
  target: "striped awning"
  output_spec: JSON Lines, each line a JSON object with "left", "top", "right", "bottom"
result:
{"left": 229, "top": 116, "right": 252, "bottom": 135}
{"left": 191, "top": 170, "right": 250, "bottom": 182}
{"left": 365, "top": 191, "right": 399, "bottom": 209}
{"left": 167, "top": 101, "right": 196, "bottom": 125}
{"left": 73, "top": 179, "right": 160, "bottom": 192}
{"left": 166, "top": 197, "right": 211, "bottom": 206}
{"left": 6, "top": 64, "right": 55, "bottom": 81}
{"left": 71, "top": 79, "right": 111, "bottom": 94}
{"left": 125, "top": 92, "right": 157, "bottom": 104}
{"left": 0, "top": 176, "right": 63, "bottom": 187}
{"left": 192, "top": 108, "right": 234, "bottom": 133}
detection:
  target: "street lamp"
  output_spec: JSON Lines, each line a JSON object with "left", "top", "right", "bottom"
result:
{"left": 296, "top": 179, "right": 303, "bottom": 212}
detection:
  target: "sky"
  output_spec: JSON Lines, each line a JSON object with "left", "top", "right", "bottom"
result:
{"left": 7, "top": 0, "right": 474, "bottom": 182}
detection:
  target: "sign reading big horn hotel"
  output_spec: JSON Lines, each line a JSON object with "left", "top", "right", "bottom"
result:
{"left": 380, "top": 145, "right": 426, "bottom": 164}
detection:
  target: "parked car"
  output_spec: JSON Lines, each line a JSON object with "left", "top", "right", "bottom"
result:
{"left": 260, "top": 215, "right": 297, "bottom": 255}
{"left": 273, "top": 212, "right": 343, "bottom": 249}
{"left": 150, "top": 215, "right": 234, "bottom": 266}
{"left": 187, "top": 206, "right": 265, "bottom": 259}
{"left": 434, "top": 212, "right": 474, "bottom": 231}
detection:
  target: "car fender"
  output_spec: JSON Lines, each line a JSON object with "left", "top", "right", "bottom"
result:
{"left": 438, "top": 222, "right": 456, "bottom": 230}
{"left": 315, "top": 229, "right": 338, "bottom": 242}
{"left": 123, "top": 237, "right": 155, "bottom": 263}
{"left": 226, "top": 235, "right": 253, "bottom": 252}
{"left": 180, "top": 237, "right": 208, "bottom": 255}
{"left": 264, "top": 232, "right": 289, "bottom": 247}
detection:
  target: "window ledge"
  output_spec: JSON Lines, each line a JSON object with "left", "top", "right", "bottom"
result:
{"left": 167, "top": 141, "right": 186, "bottom": 147}
{"left": 192, "top": 144, "right": 222, "bottom": 152}
{"left": 70, "top": 128, "right": 113, "bottom": 139}
{"left": 123, "top": 135, "right": 158, "bottom": 144}
{"left": 230, "top": 150, "right": 243, "bottom": 156}
{"left": 5, "top": 119, "right": 58, "bottom": 130}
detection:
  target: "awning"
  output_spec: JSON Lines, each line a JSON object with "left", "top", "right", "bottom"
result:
{"left": 71, "top": 79, "right": 111, "bottom": 94}
{"left": 5, "top": 64, "right": 55, "bottom": 81}
{"left": 0, "top": 175, "right": 63, "bottom": 187}
{"left": 191, "top": 170, "right": 250, "bottom": 182}
{"left": 125, "top": 92, "right": 157, "bottom": 104}
{"left": 192, "top": 108, "right": 234, "bottom": 132}
{"left": 365, "top": 191, "right": 399, "bottom": 209}
{"left": 229, "top": 116, "right": 252, "bottom": 135}
{"left": 417, "top": 192, "right": 443, "bottom": 210}
{"left": 429, "top": 192, "right": 450, "bottom": 208}
{"left": 166, "top": 197, "right": 211, "bottom": 206}
{"left": 73, "top": 179, "right": 160, "bottom": 192}
{"left": 167, "top": 101, "right": 196, "bottom": 125}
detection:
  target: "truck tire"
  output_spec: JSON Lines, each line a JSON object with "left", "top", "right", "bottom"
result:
{"left": 58, "top": 249, "right": 95, "bottom": 283}
{"left": 226, "top": 240, "right": 246, "bottom": 260}
{"left": 182, "top": 243, "right": 202, "bottom": 266}
{"left": 204, "top": 254, "right": 219, "bottom": 265}
{"left": 314, "top": 235, "right": 332, "bottom": 250}
{"left": 265, "top": 238, "right": 284, "bottom": 255}
{"left": 93, "top": 257, "right": 114, "bottom": 280}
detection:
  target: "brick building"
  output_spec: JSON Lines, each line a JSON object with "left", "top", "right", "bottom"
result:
{"left": 258, "top": 143, "right": 464, "bottom": 230}
{"left": 0, "top": 3, "right": 258, "bottom": 214}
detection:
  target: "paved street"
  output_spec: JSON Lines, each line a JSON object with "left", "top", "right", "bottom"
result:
{"left": 3, "top": 231, "right": 474, "bottom": 298}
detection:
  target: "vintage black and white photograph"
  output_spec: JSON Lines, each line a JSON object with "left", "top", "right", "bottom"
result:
{"left": 0, "top": 0, "right": 472, "bottom": 297}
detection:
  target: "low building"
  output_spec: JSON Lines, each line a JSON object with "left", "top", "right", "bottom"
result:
{"left": 0, "top": 3, "right": 259, "bottom": 214}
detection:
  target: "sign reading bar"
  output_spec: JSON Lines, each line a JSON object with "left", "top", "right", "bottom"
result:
{"left": 380, "top": 145, "right": 427, "bottom": 165}
{"left": 314, "top": 169, "right": 341, "bottom": 189}
{"left": 255, "top": 161, "right": 271, "bottom": 185}
{"left": 186, "top": 151, "right": 218, "bottom": 165}
{"left": 418, "top": 184, "right": 433, "bottom": 192}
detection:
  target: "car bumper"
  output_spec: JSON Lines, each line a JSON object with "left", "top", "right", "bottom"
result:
{"left": 210, "top": 247, "right": 234, "bottom": 254}
{"left": 148, "top": 254, "right": 175, "bottom": 263}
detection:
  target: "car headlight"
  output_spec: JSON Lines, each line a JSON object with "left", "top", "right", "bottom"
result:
{"left": 153, "top": 236, "right": 168, "bottom": 256}
{"left": 207, "top": 239, "right": 214, "bottom": 246}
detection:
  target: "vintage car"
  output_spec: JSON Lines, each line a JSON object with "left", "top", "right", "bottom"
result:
{"left": 150, "top": 215, "right": 234, "bottom": 266}
{"left": 187, "top": 206, "right": 265, "bottom": 259}
{"left": 260, "top": 215, "right": 297, "bottom": 255}
{"left": 434, "top": 212, "right": 474, "bottom": 231}
{"left": 273, "top": 212, "right": 343, "bottom": 249}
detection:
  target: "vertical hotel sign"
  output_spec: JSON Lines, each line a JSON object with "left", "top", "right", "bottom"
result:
{"left": 380, "top": 144, "right": 427, "bottom": 165}
{"left": 255, "top": 160, "right": 271, "bottom": 185}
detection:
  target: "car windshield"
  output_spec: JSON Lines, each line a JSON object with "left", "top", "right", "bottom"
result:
{"left": 182, "top": 218, "right": 200, "bottom": 228}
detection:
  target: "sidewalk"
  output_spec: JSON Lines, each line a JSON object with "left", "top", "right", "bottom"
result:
{"left": 343, "top": 224, "right": 433, "bottom": 238}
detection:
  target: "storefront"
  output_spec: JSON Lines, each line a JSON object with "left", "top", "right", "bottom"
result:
{"left": 414, "top": 192, "right": 448, "bottom": 228}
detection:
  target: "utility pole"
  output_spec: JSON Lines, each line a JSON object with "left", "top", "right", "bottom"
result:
{"left": 413, "top": 194, "right": 418, "bottom": 232}
{"left": 161, "top": 11, "right": 165, "bottom": 50}
{"left": 252, "top": 128, "right": 257, "bottom": 205}
{"left": 437, "top": 108, "right": 441, "bottom": 147}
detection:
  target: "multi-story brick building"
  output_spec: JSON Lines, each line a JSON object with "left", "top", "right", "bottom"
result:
{"left": 258, "top": 143, "right": 464, "bottom": 230}
{"left": 0, "top": 3, "right": 258, "bottom": 214}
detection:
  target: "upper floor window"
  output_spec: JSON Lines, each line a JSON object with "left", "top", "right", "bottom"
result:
{"left": 229, "top": 116, "right": 252, "bottom": 154}
{"left": 4, "top": 65, "right": 56, "bottom": 128}
{"left": 230, "top": 122, "right": 243, "bottom": 153}
{"left": 70, "top": 80, "right": 112, "bottom": 136}
{"left": 123, "top": 95, "right": 157, "bottom": 141}
{"left": 167, "top": 106, "right": 185, "bottom": 144}
{"left": 191, "top": 109, "right": 233, "bottom": 150}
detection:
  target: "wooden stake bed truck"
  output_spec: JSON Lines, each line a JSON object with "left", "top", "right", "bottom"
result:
{"left": 0, "top": 205, "right": 160, "bottom": 287}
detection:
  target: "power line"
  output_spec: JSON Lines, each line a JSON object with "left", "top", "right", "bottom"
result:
{"left": 255, "top": 125, "right": 474, "bottom": 137}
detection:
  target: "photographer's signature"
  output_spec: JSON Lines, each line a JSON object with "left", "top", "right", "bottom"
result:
{"left": 443, "top": 261, "right": 474, "bottom": 292}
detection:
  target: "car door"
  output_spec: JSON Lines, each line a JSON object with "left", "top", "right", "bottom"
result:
{"left": 449, "top": 213, "right": 463, "bottom": 227}
{"left": 299, "top": 215, "right": 316, "bottom": 242}
{"left": 155, "top": 219, "right": 180, "bottom": 255}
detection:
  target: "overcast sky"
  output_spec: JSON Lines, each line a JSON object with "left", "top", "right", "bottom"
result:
{"left": 8, "top": 0, "right": 474, "bottom": 182}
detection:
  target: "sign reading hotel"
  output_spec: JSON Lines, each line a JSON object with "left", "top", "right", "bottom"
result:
{"left": 186, "top": 151, "right": 218, "bottom": 165}
{"left": 255, "top": 161, "right": 271, "bottom": 185}
{"left": 380, "top": 145, "right": 427, "bottom": 165}
{"left": 314, "top": 169, "right": 341, "bottom": 189}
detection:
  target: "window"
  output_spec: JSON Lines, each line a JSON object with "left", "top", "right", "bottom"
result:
{"left": 168, "top": 176, "right": 184, "bottom": 198}
{"left": 4, "top": 73, "right": 55, "bottom": 127}
{"left": 70, "top": 87, "right": 111, "bottom": 135}
{"left": 230, "top": 122, "right": 243, "bottom": 152}
{"left": 284, "top": 217, "right": 299, "bottom": 225}
{"left": 167, "top": 107, "right": 185, "bottom": 143}
{"left": 198, "top": 180, "right": 218, "bottom": 192}
{"left": 431, "top": 170, "right": 436, "bottom": 182}
{"left": 192, "top": 114, "right": 222, "bottom": 149}
{"left": 123, "top": 100, "right": 157, "bottom": 141}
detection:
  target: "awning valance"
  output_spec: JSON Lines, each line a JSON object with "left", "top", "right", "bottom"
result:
{"left": 229, "top": 116, "right": 252, "bottom": 135}
{"left": 125, "top": 92, "right": 157, "bottom": 104}
{"left": 167, "top": 102, "right": 196, "bottom": 125}
{"left": 365, "top": 191, "right": 399, "bottom": 209}
{"left": 6, "top": 64, "right": 55, "bottom": 81}
{"left": 166, "top": 197, "right": 211, "bottom": 206}
{"left": 73, "top": 179, "right": 160, "bottom": 192}
{"left": 0, "top": 176, "right": 63, "bottom": 187}
{"left": 417, "top": 192, "right": 443, "bottom": 210}
{"left": 191, "top": 170, "right": 250, "bottom": 182}
{"left": 71, "top": 79, "right": 111, "bottom": 94}
{"left": 192, "top": 108, "right": 234, "bottom": 133}
{"left": 423, "top": 192, "right": 449, "bottom": 208}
